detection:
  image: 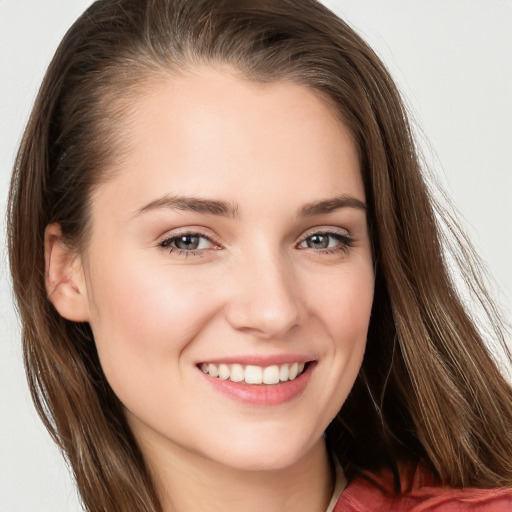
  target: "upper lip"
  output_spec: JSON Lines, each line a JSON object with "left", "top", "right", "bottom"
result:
{"left": 197, "top": 354, "right": 316, "bottom": 366}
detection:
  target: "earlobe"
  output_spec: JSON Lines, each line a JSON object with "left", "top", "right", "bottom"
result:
{"left": 44, "top": 223, "right": 90, "bottom": 322}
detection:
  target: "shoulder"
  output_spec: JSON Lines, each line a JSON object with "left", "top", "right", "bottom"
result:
{"left": 334, "top": 465, "right": 512, "bottom": 512}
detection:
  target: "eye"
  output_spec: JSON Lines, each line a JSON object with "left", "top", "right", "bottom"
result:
{"left": 159, "top": 232, "right": 217, "bottom": 254}
{"left": 298, "top": 231, "right": 354, "bottom": 253}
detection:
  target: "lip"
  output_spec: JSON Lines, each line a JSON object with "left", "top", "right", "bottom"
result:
{"left": 199, "top": 361, "right": 316, "bottom": 406}
{"left": 198, "top": 353, "right": 315, "bottom": 366}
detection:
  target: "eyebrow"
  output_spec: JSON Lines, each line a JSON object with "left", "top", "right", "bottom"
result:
{"left": 134, "top": 193, "right": 366, "bottom": 218}
{"left": 298, "top": 195, "right": 367, "bottom": 217}
{"left": 134, "top": 195, "right": 239, "bottom": 218}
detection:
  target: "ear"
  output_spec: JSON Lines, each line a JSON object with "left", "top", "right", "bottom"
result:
{"left": 44, "top": 223, "right": 90, "bottom": 322}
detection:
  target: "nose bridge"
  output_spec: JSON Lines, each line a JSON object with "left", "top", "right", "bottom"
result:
{"left": 225, "top": 243, "right": 301, "bottom": 338}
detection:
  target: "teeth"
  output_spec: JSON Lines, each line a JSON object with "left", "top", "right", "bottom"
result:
{"left": 230, "top": 364, "right": 244, "bottom": 382}
{"left": 245, "top": 365, "right": 263, "bottom": 384}
{"left": 218, "top": 364, "right": 230, "bottom": 380}
{"left": 279, "top": 364, "right": 289, "bottom": 381}
{"left": 200, "top": 361, "right": 308, "bottom": 385}
{"left": 207, "top": 363, "right": 219, "bottom": 378}
{"left": 289, "top": 362, "right": 299, "bottom": 380}
{"left": 263, "top": 365, "right": 280, "bottom": 385}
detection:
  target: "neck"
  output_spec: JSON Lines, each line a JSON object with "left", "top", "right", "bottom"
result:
{"left": 142, "top": 436, "right": 334, "bottom": 512}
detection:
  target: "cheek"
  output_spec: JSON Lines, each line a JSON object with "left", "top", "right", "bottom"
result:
{"left": 312, "top": 263, "right": 374, "bottom": 397}
{"left": 84, "top": 256, "right": 220, "bottom": 389}
{"left": 312, "top": 263, "right": 374, "bottom": 344}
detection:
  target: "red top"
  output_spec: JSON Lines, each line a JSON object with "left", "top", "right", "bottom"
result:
{"left": 334, "top": 465, "right": 512, "bottom": 511}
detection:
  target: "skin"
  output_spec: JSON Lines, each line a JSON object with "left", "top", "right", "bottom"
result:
{"left": 46, "top": 68, "right": 374, "bottom": 512}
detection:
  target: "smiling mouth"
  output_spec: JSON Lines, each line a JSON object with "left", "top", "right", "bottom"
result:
{"left": 199, "top": 362, "right": 309, "bottom": 385}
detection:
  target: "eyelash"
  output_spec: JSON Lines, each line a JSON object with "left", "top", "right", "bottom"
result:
{"left": 158, "top": 229, "right": 355, "bottom": 257}
{"left": 298, "top": 231, "right": 355, "bottom": 255}
{"left": 158, "top": 231, "right": 218, "bottom": 257}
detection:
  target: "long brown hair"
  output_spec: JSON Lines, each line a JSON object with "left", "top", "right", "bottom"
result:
{"left": 8, "top": 0, "right": 512, "bottom": 510}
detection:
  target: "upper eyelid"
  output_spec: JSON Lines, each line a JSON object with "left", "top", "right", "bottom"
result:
{"left": 158, "top": 232, "right": 219, "bottom": 255}
{"left": 157, "top": 226, "right": 353, "bottom": 247}
{"left": 158, "top": 228, "right": 219, "bottom": 245}
{"left": 297, "top": 226, "right": 352, "bottom": 241}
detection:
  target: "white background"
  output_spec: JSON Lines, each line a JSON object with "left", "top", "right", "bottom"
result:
{"left": 1, "top": 1, "right": 511, "bottom": 510}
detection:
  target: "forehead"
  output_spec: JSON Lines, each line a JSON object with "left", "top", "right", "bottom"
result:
{"left": 90, "top": 68, "right": 364, "bottom": 218}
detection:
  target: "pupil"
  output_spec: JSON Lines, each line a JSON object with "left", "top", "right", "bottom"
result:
{"left": 308, "top": 234, "right": 328, "bottom": 249}
{"left": 177, "top": 235, "right": 199, "bottom": 250}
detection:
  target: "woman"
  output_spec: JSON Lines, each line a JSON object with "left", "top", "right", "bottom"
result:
{"left": 7, "top": 0, "right": 512, "bottom": 510}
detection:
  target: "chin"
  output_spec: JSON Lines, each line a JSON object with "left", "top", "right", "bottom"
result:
{"left": 199, "top": 426, "right": 323, "bottom": 472}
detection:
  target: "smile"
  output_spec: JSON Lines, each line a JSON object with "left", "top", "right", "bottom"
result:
{"left": 200, "top": 362, "right": 307, "bottom": 385}
{"left": 199, "top": 360, "right": 315, "bottom": 406}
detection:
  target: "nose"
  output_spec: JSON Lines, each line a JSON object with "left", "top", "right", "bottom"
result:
{"left": 224, "top": 251, "right": 303, "bottom": 339}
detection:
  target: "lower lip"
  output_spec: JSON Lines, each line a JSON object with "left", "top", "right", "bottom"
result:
{"left": 200, "top": 363, "right": 315, "bottom": 406}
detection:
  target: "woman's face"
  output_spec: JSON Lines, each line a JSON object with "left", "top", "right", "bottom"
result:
{"left": 77, "top": 69, "right": 374, "bottom": 471}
